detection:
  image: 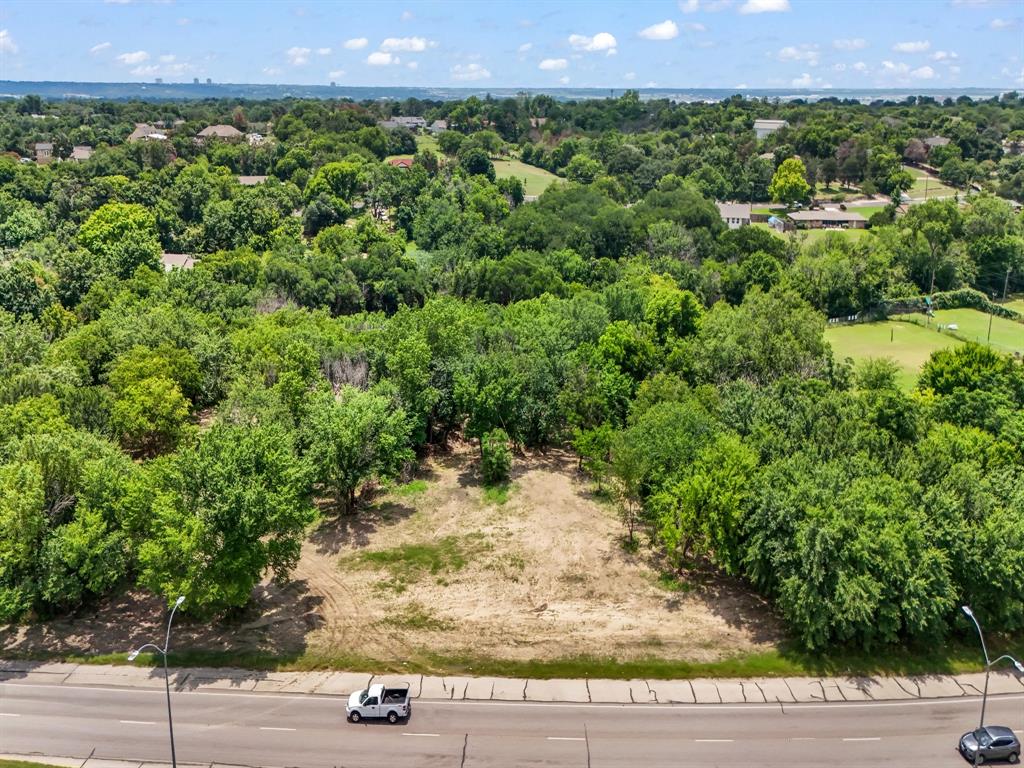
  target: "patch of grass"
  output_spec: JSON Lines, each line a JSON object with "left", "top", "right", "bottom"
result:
{"left": 414, "top": 133, "right": 439, "bottom": 155}
{"left": 655, "top": 572, "right": 694, "bottom": 593}
{"left": 826, "top": 319, "right": 962, "bottom": 389}
{"left": 0, "top": 761, "right": 65, "bottom": 768}
{"left": 904, "top": 165, "right": 955, "bottom": 200}
{"left": 1002, "top": 297, "right": 1024, "bottom": 315}
{"left": 491, "top": 158, "right": 560, "bottom": 197}
{"left": 791, "top": 227, "right": 873, "bottom": 243}
{"left": 379, "top": 602, "right": 454, "bottom": 632}
{"left": 12, "top": 634, "right": 1023, "bottom": 680}
{"left": 390, "top": 479, "right": 429, "bottom": 498}
{"left": 343, "top": 533, "right": 489, "bottom": 591}
{"left": 903, "top": 308, "right": 1024, "bottom": 356}
{"left": 482, "top": 483, "right": 510, "bottom": 505}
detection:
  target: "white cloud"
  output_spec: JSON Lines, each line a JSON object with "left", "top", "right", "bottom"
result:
{"left": 400, "top": 9, "right": 414, "bottom": 21}
{"left": 406, "top": 61, "right": 418, "bottom": 70}
{"left": 177, "top": 18, "right": 190, "bottom": 26}
{"left": 679, "top": 0, "right": 699, "bottom": 11}
{"left": 451, "top": 62, "right": 491, "bottom": 81}
{"left": 569, "top": 32, "right": 618, "bottom": 54}
{"left": 380, "top": 36, "right": 435, "bottom": 52}
{"left": 791, "top": 72, "right": 831, "bottom": 88}
{"left": 931, "top": 50, "right": 958, "bottom": 61}
{"left": 990, "top": 18, "right": 1014, "bottom": 29}
{"left": 344, "top": 37, "right": 369, "bottom": 50}
{"left": 739, "top": 0, "right": 790, "bottom": 14}
{"left": 263, "top": 67, "right": 282, "bottom": 76}
{"left": 328, "top": 69, "right": 345, "bottom": 79}
{"left": 736, "top": 82, "right": 749, "bottom": 88}
{"left": 159, "top": 54, "right": 175, "bottom": 63}
{"left": 624, "top": 71, "right": 636, "bottom": 80}
{"left": 893, "top": 40, "right": 930, "bottom": 53}
{"left": 287, "top": 46, "right": 311, "bottom": 66}
{"left": 833, "top": 63, "right": 846, "bottom": 71}
{"left": 116, "top": 50, "right": 149, "bottom": 65}
{"left": 911, "top": 65, "right": 936, "bottom": 79}
{"left": 316, "top": 47, "right": 331, "bottom": 55}
{"left": 853, "top": 61, "right": 868, "bottom": 72}
{"left": 539, "top": 58, "right": 568, "bottom": 70}
{"left": 518, "top": 42, "right": 533, "bottom": 53}
{"left": 881, "top": 60, "right": 910, "bottom": 74}
{"left": 90, "top": 41, "right": 111, "bottom": 54}
{"left": 777, "top": 44, "right": 819, "bottom": 65}
{"left": 639, "top": 20, "right": 679, "bottom": 40}
{"left": 559, "top": 76, "right": 570, "bottom": 84}
{"left": 684, "top": 22, "right": 707, "bottom": 31}
{"left": 833, "top": 38, "right": 866, "bottom": 51}
{"left": 367, "top": 51, "right": 399, "bottom": 66}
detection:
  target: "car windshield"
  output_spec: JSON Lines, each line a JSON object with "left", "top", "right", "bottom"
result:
{"left": 976, "top": 730, "right": 993, "bottom": 747}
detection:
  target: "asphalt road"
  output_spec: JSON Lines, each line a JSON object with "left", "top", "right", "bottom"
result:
{"left": 2, "top": 681, "right": 1023, "bottom": 767}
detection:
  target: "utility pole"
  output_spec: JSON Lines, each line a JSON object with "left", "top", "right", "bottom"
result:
{"left": 1004, "top": 267, "right": 1011, "bottom": 300}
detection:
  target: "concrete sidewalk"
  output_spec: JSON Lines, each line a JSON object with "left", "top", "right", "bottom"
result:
{"left": 2, "top": 658, "right": 1023, "bottom": 705}
{"left": 1, "top": 755, "right": 224, "bottom": 768}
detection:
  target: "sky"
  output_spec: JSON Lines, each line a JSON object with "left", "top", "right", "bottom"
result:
{"left": 0, "top": 0, "right": 1021, "bottom": 89}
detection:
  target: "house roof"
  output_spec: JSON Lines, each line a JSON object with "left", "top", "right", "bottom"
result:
{"left": 388, "top": 158, "right": 414, "bottom": 168}
{"left": 429, "top": 119, "right": 448, "bottom": 130}
{"left": 787, "top": 209, "right": 866, "bottom": 222}
{"left": 69, "top": 145, "right": 93, "bottom": 160}
{"left": 753, "top": 119, "right": 788, "bottom": 129}
{"left": 716, "top": 201, "right": 752, "bottom": 219}
{"left": 925, "top": 136, "right": 951, "bottom": 147}
{"left": 35, "top": 142, "right": 53, "bottom": 150}
{"left": 197, "top": 124, "right": 243, "bottom": 138}
{"left": 237, "top": 175, "right": 268, "bottom": 185}
{"left": 160, "top": 252, "right": 196, "bottom": 271}
{"left": 128, "top": 123, "right": 163, "bottom": 142}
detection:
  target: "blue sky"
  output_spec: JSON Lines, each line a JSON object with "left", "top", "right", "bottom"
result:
{"left": 0, "top": 0, "right": 1021, "bottom": 89}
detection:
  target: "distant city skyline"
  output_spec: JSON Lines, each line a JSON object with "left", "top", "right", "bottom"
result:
{"left": 0, "top": 0, "right": 1020, "bottom": 89}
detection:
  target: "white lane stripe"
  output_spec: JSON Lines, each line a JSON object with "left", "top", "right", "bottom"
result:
{"left": 843, "top": 737, "right": 881, "bottom": 741}
{"left": 4, "top": 681, "right": 1023, "bottom": 711}
{"left": 119, "top": 720, "right": 156, "bottom": 725}
{"left": 790, "top": 737, "right": 816, "bottom": 741}
{"left": 547, "top": 736, "right": 585, "bottom": 741}
{"left": 0, "top": 713, "right": 21, "bottom": 717}
{"left": 403, "top": 732, "right": 440, "bottom": 737}
{"left": 695, "top": 738, "right": 734, "bottom": 742}
{"left": 259, "top": 726, "right": 296, "bottom": 731}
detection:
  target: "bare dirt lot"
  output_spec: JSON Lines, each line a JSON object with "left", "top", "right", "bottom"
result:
{"left": 1, "top": 443, "right": 781, "bottom": 668}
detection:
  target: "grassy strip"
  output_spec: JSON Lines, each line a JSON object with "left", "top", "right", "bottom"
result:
{"left": 0, "top": 761, "right": 64, "bottom": 768}
{"left": 8, "top": 637, "right": 1023, "bottom": 680}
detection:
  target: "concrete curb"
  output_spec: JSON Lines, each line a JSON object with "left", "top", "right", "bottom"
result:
{"left": 1, "top": 755, "right": 235, "bottom": 768}
{"left": 2, "top": 659, "right": 1023, "bottom": 705}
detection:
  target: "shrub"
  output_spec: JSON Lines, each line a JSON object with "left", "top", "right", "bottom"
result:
{"left": 481, "top": 428, "right": 512, "bottom": 485}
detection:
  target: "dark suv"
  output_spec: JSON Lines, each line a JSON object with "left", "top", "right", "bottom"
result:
{"left": 959, "top": 726, "right": 1021, "bottom": 764}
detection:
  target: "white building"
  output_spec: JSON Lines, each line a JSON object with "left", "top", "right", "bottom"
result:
{"left": 716, "top": 202, "right": 752, "bottom": 229}
{"left": 754, "top": 119, "right": 788, "bottom": 140}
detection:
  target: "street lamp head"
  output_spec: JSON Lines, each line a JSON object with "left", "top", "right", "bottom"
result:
{"left": 127, "top": 650, "right": 139, "bottom": 662}
{"left": 961, "top": 605, "right": 974, "bottom": 618}
{"left": 1014, "top": 660, "right": 1024, "bottom": 675}
{"left": 174, "top": 596, "right": 185, "bottom": 607}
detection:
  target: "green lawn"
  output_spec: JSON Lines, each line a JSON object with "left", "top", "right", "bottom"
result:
{"left": 414, "top": 133, "right": 440, "bottom": 154}
{"left": 903, "top": 308, "right": 1024, "bottom": 356}
{"left": 826, "top": 319, "right": 963, "bottom": 389}
{"left": 792, "top": 227, "right": 873, "bottom": 244}
{"left": 491, "top": 158, "right": 561, "bottom": 197}
{"left": 848, "top": 205, "right": 886, "bottom": 219}
{"left": 904, "top": 165, "right": 955, "bottom": 200}
{"left": 1002, "top": 297, "right": 1024, "bottom": 315}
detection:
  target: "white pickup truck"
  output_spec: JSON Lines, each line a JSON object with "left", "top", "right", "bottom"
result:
{"left": 346, "top": 683, "right": 412, "bottom": 723}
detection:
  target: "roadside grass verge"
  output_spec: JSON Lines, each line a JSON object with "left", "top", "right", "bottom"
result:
{"left": 12, "top": 636, "right": 1023, "bottom": 680}
{"left": 0, "top": 760, "right": 61, "bottom": 768}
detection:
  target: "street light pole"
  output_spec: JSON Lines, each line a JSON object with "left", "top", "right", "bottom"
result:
{"left": 129, "top": 596, "right": 185, "bottom": 768}
{"left": 961, "top": 605, "right": 1024, "bottom": 767}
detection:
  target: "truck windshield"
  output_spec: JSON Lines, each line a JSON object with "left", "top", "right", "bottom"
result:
{"left": 358, "top": 690, "right": 368, "bottom": 703}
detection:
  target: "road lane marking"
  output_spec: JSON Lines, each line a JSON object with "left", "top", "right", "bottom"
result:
{"left": 119, "top": 720, "right": 156, "bottom": 725}
{"left": 843, "top": 737, "right": 881, "bottom": 741}
{"left": 695, "top": 738, "right": 734, "bottom": 742}
{"left": 403, "top": 732, "right": 440, "bottom": 737}
{"left": 790, "top": 737, "right": 815, "bottom": 741}
{"left": 259, "top": 726, "right": 296, "bottom": 731}
{"left": 5, "top": 681, "right": 1024, "bottom": 711}
{"left": 547, "top": 737, "right": 586, "bottom": 741}
{"left": 0, "top": 713, "right": 20, "bottom": 717}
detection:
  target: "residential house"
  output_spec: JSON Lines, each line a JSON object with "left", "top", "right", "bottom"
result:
{"left": 34, "top": 142, "right": 53, "bottom": 164}
{"left": 197, "top": 124, "right": 244, "bottom": 141}
{"left": 388, "top": 158, "right": 414, "bottom": 169}
{"left": 160, "top": 253, "right": 196, "bottom": 271}
{"left": 246, "top": 132, "right": 265, "bottom": 146}
{"left": 787, "top": 209, "right": 867, "bottom": 230}
{"left": 69, "top": 145, "right": 93, "bottom": 162}
{"left": 924, "top": 136, "right": 951, "bottom": 150}
{"left": 753, "top": 119, "right": 788, "bottom": 140}
{"left": 128, "top": 123, "right": 166, "bottom": 142}
{"left": 379, "top": 116, "right": 427, "bottom": 131}
{"left": 428, "top": 119, "right": 448, "bottom": 134}
{"left": 1002, "top": 137, "right": 1023, "bottom": 156}
{"left": 237, "top": 175, "right": 268, "bottom": 185}
{"left": 716, "top": 201, "right": 752, "bottom": 229}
